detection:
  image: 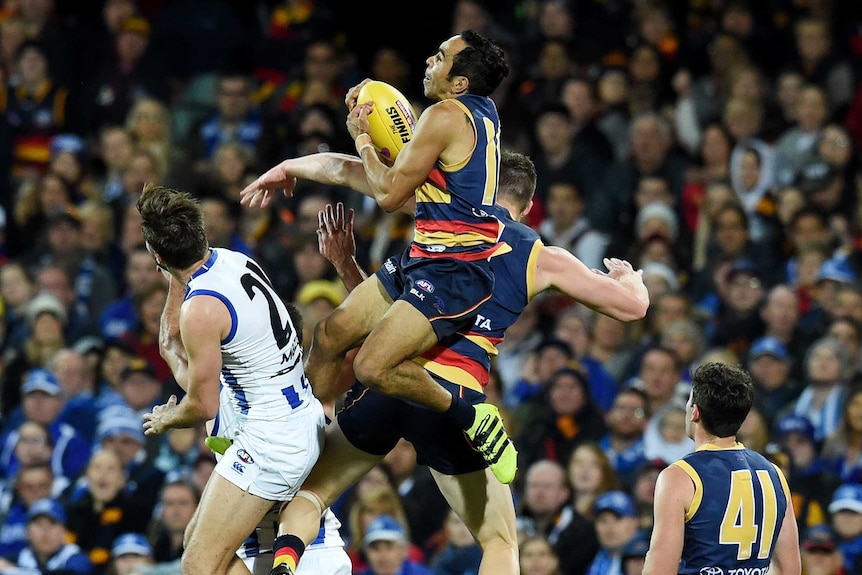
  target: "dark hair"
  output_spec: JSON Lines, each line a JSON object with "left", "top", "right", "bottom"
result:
{"left": 285, "top": 301, "right": 303, "bottom": 344}
{"left": 642, "top": 345, "right": 681, "bottom": 370}
{"left": 691, "top": 362, "right": 753, "bottom": 438}
{"left": 713, "top": 202, "right": 750, "bottom": 230}
{"left": 498, "top": 150, "right": 536, "bottom": 213}
{"left": 137, "top": 184, "right": 208, "bottom": 270}
{"left": 451, "top": 29, "right": 509, "bottom": 96}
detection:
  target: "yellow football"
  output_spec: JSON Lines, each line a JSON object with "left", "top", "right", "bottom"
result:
{"left": 357, "top": 80, "right": 417, "bottom": 163}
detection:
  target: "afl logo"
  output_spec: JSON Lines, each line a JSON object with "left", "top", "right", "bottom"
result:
{"left": 700, "top": 568, "right": 723, "bottom": 575}
{"left": 236, "top": 449, "right": 254, "bottom": 464}
{"left": 416, "top": 279, "right": 435, "bottom": 293}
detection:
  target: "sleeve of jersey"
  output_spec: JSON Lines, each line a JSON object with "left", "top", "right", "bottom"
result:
{"left": 771, "top": 462, "right": 792, "bottom": 501}
{"left": 526, "top": 239, "right": 545, "bottom": 302}
{"left": 673, "top": 460, "right": 704, "bottom": 521}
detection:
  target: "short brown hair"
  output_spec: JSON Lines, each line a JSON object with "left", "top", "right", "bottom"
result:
{"left": 137, "top": 184, "right": 208, "bottom": 270}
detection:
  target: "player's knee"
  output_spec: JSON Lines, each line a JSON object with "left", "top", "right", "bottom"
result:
{"left": 352, "top": 351, "right": 387, "bottom": 392}
{"left": 180, "top": 547, "right": 223, "bottom": 574}
{"left": 313, "top": 313, "right": 350, "bottom": 356}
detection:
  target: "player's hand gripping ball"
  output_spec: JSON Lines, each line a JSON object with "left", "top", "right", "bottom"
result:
{"left": 357, "top": 80, "right": 417, "bottom": 163}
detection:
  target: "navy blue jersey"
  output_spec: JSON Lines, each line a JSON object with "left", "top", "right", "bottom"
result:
{"left": 415, "top": 206, "right": 542, "bottom": 390}
{"left": 674, "top": 444, "right": 791, "bottom": 575}
{"left": 411, "top": 94, "right": 505, "bottom": 261}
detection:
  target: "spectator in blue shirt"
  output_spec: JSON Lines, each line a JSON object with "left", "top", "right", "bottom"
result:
{"left": 0, "top": 498, "right": 94, "bottom": 574}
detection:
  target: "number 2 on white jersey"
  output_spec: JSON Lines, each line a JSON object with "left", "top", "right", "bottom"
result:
{"left": 719, "top": 469, "right": 779, "bottom": 560}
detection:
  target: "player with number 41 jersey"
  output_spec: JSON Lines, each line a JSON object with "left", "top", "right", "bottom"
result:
{"left": 643, "top": 363, "right": 800, "bottom": 575}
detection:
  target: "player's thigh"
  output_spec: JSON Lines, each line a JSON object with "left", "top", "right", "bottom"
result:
{"left": 431, "top": 467, "right": 517, "bottom": 546}
{"left": 300, "top": 418, "right": 384, "bottom": 508}
{"left": 320, "top": 275, "right": 393, "bottom": 346}
{"left": 184, "top": 473, "right": 276, "bottom": 563}
{"left": 356, "top": 300, "right": 439, "bottom": 368}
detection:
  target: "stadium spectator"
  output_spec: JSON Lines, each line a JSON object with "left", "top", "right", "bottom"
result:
{"left": 516, "top": 459, "right": 598, "bottom": 575}
{"left": 5, "top": 498, "right": 93, "bottom": 574}
{"left": 827, "top": 483, "right": 862, "bottom": 573}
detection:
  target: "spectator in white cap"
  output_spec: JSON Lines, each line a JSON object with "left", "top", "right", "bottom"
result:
{"left": 635, "top": 202, "right": 679, "bottom": 245}
{"left": 0, "top": 368, "right": 91, "bottom": 484}
{"left": 0, "top": 497, "right": 94, "bottom": 574}
{"left": 640, "top": 262, "right": 680, "bottom": 300}
{"left": 828, "top": 483, "right": 862, "bottom": 573}
{"left": 109, "top": 533, "right": 154, "bottom": 575}
{"left": 359, "top": 514, "right": 432, "bottom": 575}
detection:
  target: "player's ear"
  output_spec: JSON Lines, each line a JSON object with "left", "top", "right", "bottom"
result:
{"left": 452, "top": 76, "right": 468, "bottom": 95}
{"left": 690, "top": 404, "right": 700, "bottom": 423}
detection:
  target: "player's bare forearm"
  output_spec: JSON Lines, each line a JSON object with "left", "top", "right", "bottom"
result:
{"left": 143, "top": 394, "right": 212, "bottom": 435}
{"left": 355, "top": 138, "right": 412, "bottom": 211}
{"left": 334, "top": 260, "right": 366, "bottom": 292}
{"left": 318, "top": 203, "right": 367, "bottom": 292}
{"left": 537, "top": 249, "right": 649, "bottom": 322}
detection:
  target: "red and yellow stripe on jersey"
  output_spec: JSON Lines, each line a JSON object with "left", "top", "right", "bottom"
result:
{"left": 410, "top": 94, "right": 506, "bottom": 262}
{"left": 414, "top": 207, "right": 545, "bottom": 392}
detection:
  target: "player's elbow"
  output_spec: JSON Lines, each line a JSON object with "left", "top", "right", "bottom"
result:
{"left": 620, "top": 299, "right": 649, "bottom": 322}
{"left": 188, "top": 395, "right": 219, "bottom": 420}
{"left": 378, "top": 195, "right": 404, "bottom": 213}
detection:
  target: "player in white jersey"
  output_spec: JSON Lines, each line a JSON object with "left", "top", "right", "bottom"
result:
{"left": 137, "top": 183, "right": 325, "bottom": 575}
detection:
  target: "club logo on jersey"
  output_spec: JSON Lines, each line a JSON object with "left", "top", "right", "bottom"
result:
{"left": 232, "top": 462, "right": 245, "bottom": 474}
{"left": 433, "top": 298, "right": 446, "bottom": 315}
{"left": 236, "top": 449, "right": 254, "bottom": 464}
{"left": 416, "top": 279, "right": 435, "bottom": 293}
{"left": 472, "top": 207, "right": 490, "bottom": 218}
{"left": 700, "top": 567, "right": 723, "bottom": 575}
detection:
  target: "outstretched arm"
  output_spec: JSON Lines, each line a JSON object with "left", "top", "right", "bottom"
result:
{"left": 240, "top": 152, "right": 373, "bottom": 209}
{"left": 318, "top": 203, "right": 366, "bottom": 292}
{"left": 239, "top": 152, "right": 416, "bottom": 214}
{"left": 534, "top": 248, "right": 649, "bottom": 322}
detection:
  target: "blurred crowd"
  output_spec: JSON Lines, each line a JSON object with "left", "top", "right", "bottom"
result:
{"left": 0, "top": 0, "right": 862, "bottom": 574}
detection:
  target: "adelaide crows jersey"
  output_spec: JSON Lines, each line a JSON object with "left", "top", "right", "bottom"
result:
{"left": 411, "top": 94, "right": 505, "bottom": 262}
{"left": 674, "top": 444, "right": 791, "bottom": 575}
{"left": 415, "top": 206, "right": 543, "bottom": 391}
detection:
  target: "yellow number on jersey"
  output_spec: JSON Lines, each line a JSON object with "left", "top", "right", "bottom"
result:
{"left": 719, "top": 469, "right": 779, "bottom": 560}
{"left": 481, "top": 117, "right": 498, "bottom": 207}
